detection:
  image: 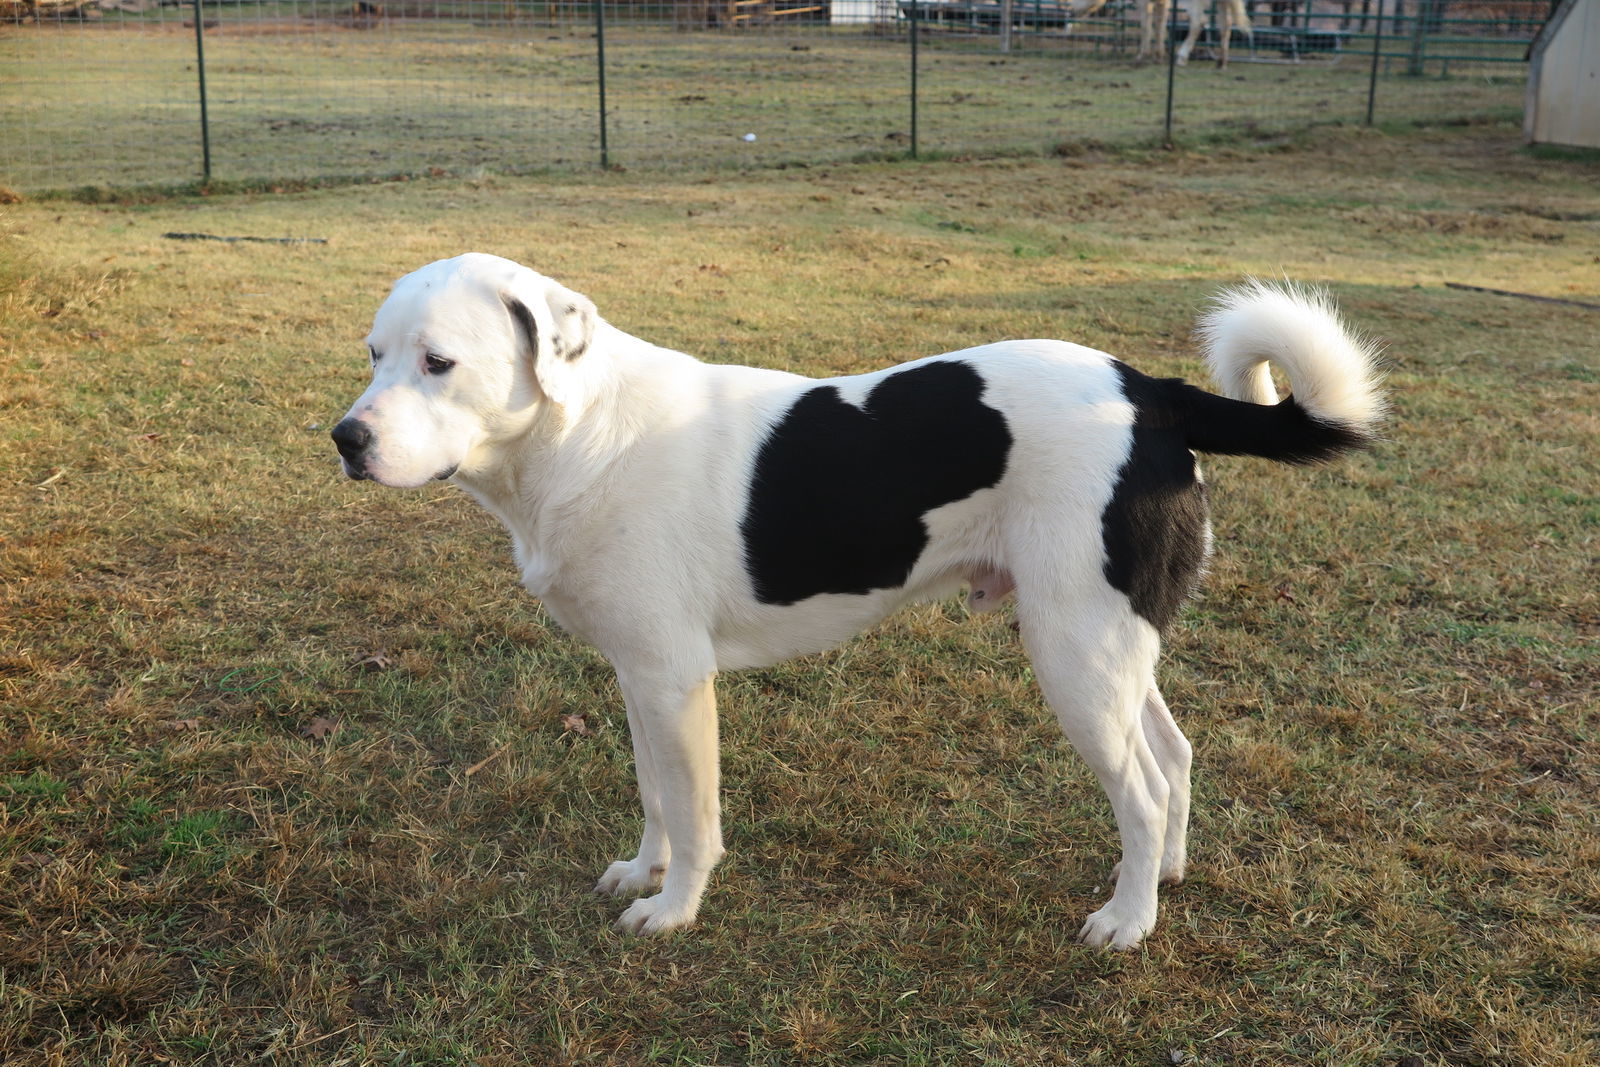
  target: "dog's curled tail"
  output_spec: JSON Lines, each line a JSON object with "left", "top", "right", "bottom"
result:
{"left": 1190, "top": 280, "right": 1385, "bottom": 464}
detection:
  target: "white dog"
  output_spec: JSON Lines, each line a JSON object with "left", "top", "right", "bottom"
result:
{"left": 333, "top": 254, "right": 1383, "bottom": 950}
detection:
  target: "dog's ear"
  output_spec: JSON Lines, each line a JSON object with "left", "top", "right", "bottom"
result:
{"left": 547, "top": 288, "right": 596, "bottom": 364}
{"left": 499, "top": 270, "right": 597, "bottom": 407}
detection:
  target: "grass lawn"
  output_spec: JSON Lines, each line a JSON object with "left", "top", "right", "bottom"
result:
{"left": 1, "top": 121, "right": 1597, "bottom": 1063}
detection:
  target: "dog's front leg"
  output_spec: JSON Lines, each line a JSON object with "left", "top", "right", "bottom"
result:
{"left": 594, "top": 700, "right": 672, "bottom": 898}
{"left": 610, "top": 669, "right": 725, "bottom": 936}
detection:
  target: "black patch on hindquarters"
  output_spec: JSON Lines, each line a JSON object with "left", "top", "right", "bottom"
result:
{"left": 1101, "top": 361, "right": 1211, "bottom": 633}
{"left": 741, "top": 360, "right": 1012, "bottom": 606}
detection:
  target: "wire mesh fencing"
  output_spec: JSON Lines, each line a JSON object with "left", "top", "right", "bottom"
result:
{"left": 1, "top": 0, "right": 1546, "bottom": 193}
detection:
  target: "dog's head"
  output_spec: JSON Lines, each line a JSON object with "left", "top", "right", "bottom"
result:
{"left": 331, "top": 253, "right": 596, "bottom": 488}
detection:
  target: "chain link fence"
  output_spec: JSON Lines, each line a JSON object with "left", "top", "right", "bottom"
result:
{"left": 2, "top": 0, "right": 1545, "bottom": 193}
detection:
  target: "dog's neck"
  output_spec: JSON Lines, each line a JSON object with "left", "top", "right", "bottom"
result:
{"left": 452, "top": 403, "right": 586, "bottom": 596}
{"left": 451, "top": 331, "right": 680, "bottom": 596}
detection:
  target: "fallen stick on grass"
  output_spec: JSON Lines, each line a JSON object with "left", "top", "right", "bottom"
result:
{"left": 1445, "top": 281, "right": 1600, "bottom": 311}
{"left": 464, "top": 744, "right": 513, "bottom": 778}
{"left": 163, "top": 232, "right": 328, "bottom": 245}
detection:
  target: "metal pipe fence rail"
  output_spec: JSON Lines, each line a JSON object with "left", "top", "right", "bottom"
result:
{"left": 1, "top": 0, "right": 1546, "bottom": 193}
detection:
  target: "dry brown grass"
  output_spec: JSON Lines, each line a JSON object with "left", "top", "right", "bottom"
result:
{"left": 1, "top": 121, "right": 1597, "bottom": 1064}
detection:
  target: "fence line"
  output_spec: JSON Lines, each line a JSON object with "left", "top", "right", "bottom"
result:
{"left": 0, "top": 0, "right": 1545, "bottom": 193}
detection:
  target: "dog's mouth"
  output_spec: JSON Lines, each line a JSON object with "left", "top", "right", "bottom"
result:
{"left": 341, "top": 464, "right": 454, "bottom": 486}
{"left": 333, "top": 450, "right": 456, "bottom": 486}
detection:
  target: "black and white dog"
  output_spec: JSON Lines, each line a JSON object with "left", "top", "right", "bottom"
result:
{"left": 332, "top": 254, "right": 1383, "bottom": 949}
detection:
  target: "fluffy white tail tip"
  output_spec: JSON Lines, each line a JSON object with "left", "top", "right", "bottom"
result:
{"left": 1198, "top": 279, "right": 1386, "bottom": 433}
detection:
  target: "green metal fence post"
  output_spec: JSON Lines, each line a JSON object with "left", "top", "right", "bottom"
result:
{"left": 594, "top": 0, "right": 609, "bottom": 168}
{"left": 1366, "top": 0, "right": 1385, "bottom": 123}
{"left": 1406, "top": 0, "right": 1428, "bottom": 75}
{"left": 909, "top": 0, "right": 919, "bottom": 159}
{"left": 1162, "top": 0, "right": 1177, "bottom": 147}
{"left": 192, "top": 0, "right": 212, "bottom": 182}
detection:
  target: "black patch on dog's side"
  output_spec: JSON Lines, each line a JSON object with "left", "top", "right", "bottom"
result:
{"left": 741, "top": 360, "right": 1012, "bottom": 606}
{"left": 1100, "top": 361, "right": 1211, "bottom": 633}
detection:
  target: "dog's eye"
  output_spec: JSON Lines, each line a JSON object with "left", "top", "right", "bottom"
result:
{"left": 424, "top": 353, "right": 456, "bottom": 375}
{"left": 368, "top": 345, "right": 381, "bottom": 364}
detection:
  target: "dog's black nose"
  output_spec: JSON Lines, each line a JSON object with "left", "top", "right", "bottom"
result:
{"left": 331, "top": 418, "right": 373, "bottom": 467}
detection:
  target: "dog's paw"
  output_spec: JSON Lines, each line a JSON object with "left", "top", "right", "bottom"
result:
{"left": 595, "top": 858, "right": 667, "bottom": 898}
{"left": 1078, "top": 899, "right": 1156, "bottom": 951}
{"left": 615, "top": 893, "right": 697, "bottom": 937}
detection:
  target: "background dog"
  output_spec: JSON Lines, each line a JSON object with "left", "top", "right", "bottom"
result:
{"left": 333, "top": 254, "right": 1383, "bottom": 949}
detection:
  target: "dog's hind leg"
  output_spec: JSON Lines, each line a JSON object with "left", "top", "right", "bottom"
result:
{"left": 611, "top": 668, "right": 726, "bottom": 936}
{"left": 1141, "top": 686, "right": 1191, "bottom": 884}
{"left": 1112, "top": 685, "right": 1192, "bottom": 886}
{"left": 1019, "top": 596, "right": 1169, "bottom": 950}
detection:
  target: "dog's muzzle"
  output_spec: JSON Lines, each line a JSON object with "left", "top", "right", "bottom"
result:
{"left": 331, "top": 417, "right": 373, "bottom": 480}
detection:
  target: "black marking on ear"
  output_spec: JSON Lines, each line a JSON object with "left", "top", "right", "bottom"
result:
{"left": 555, "top": 302, "right": 590, "bottom": 363}
{"left": 741, "top": 360, "right": 1012, "bottom": 606}
{"left": 502, "top": 294, "right": 539, "bottom": 359}
{"left": 1100, "top": 361, "right": 1210, "bottom": 633}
